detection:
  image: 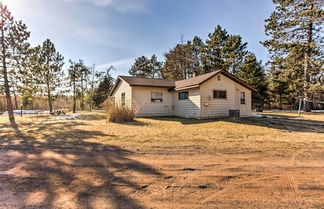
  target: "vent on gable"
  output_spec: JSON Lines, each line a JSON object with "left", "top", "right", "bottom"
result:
{"left": 217, "top": 75, "right": 221, "bottom": 81}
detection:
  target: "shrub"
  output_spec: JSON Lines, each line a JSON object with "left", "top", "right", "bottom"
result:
{"left": 105, "top": 98, "right": 135, "bottom": 123}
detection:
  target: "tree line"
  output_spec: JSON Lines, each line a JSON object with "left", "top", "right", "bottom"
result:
{"left": 1, "top": 0, "right": 323, "bottom": 128}
{"left": 0, "top": 3, "right": 114, "bottom": 127}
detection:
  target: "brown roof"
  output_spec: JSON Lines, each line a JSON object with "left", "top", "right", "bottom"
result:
{"left": 110, "top": 70, "right": 256, "bottom": 96}
{"left": 119, "top": 76, "right": 175, "bottom": 88}
{"left": 174, "top": 71, "right": 220, "bottom": 90}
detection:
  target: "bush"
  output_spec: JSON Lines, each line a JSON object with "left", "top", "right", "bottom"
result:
{"left": 105, "top": 98, "right": 135, "bottom": 123}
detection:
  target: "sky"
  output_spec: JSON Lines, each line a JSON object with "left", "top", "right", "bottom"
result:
{"left": 2, "top": 0, "right": 275, "bottom": 78}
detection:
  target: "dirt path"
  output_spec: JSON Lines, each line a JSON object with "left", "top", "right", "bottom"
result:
{"left": 1, "top": 148, "right": 323, "bottom": 209}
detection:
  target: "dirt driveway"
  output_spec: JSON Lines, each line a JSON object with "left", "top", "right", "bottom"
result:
{"left": 0, "top": 113, "right": 323, "bottom": 208}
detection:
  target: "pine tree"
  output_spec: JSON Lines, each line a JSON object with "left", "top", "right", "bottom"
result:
{"left": 92, "top": 68, "right": 115, "bottom": 108}
{"left": 201, "top": 25, "right": 249, "bottom": 75}
{"left": 161, "top": 44, "right": 194, "bottom": 80}
{"left": 68, "top": 60, "right": 82, "bottom": 113}
{"left": 263, "top": 0, "right": 323, "bottom": 111}
{"left": 201, "top": 25, "right": 228, "bottom": 73}
{"left": 129, "top": 56, "right": 152, "bottom": 77}
{"left": 149, "top": 54, "right": 162, "bottom": 78}
{"left": 129, "top": 55, "right": 162, "bottom": 78}
{"left": 238, "top": 53, "right": 268, "bottom": 106}
{"left": 0, "top": 3, "right": 30, "bottom": 127}
{"left": 32, "top": 39, "right": 64, "bottom": 112}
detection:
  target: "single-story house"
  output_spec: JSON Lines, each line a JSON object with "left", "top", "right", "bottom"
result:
{"left": 109, "top": 70, "right": 257, "bottom": 118}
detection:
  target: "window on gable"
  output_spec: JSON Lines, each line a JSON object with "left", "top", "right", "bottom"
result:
{"left": 178, "top": 91, "right": 189, "bottom": 100}
{"left": 240, "top": 92, "right": 246, "bottom": 104}
{"left": 151, "top": 92, "right": 163, "bottom": 102}
{"left": 121, "top": 92, "right": 125, "bottom": 106}
{"left": 213, "top": 90, "right": 227, "bottom": 99}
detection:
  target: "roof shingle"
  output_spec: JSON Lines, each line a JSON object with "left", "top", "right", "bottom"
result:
{"left": 119, "top": 76, "right": 175, "bottom": 88}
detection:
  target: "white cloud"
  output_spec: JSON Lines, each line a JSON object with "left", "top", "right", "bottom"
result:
{"left": 64, "top": 0, "right": 149, "bottom": 14}
{"left": 96, "top": 57, "right": 135, "bottom": 71}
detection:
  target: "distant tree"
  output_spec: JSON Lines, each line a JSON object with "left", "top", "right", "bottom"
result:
{"left": 79, "top": 64, "right": 90, "bottom": 111}
{"left": 0, "top": 3, "right": 30, "bottom": 127}
{"left": 129, "top": 55, "right": 162, "bottom": 78}
{"left": 92, "top": 67, "right": 115, "bottom": 108}
{"left": 262, "top": 0, "right": 323, "bottom": 111}
{"left": 32, "top": 39, "right": 64, "bottom": 112}
{"left": 68, "top": 60, "right": 82, "bottom": 113}
{"left": 238, "top": 53, "right": 268, "bottom": 106}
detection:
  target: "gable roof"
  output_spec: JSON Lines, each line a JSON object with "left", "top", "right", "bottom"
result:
{"left": 110, "top": 70, "right": 257, "bottom": 96}
{"left": 175, "top": 70, "right": 257, "bottom": 92}
{"left": 174, "top": 71, "right": 220, "bottom": 90}
{"left": 119, "top": 76, "right": 175, "bottom": 88}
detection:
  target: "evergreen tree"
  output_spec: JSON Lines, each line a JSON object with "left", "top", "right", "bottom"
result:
{"left": 92, "top": 67, "right": 115, "bottom": 108}
{"left": 129, "top": 55, "right": 162, "bottom": 78}
{"left": 263, "top": 0, "right": 323, "bottom": 111}
{"left": 201, "top": 25, "right": 228, "bottom": 73}
{"left": 32, "top": 39, "right": 64, "bottom": 112}
{"left": 149, "top": 54, "right": 162, "bottom": 78}
{"left": 201, "top": 25, "right": 249, "bottom": 75}
{"left": 161, "top": 43, "right": 194, "bottom": 80}
{"left": 68, "top": 60, "right": 82, "bottom": 113}
{"left": 238, "top": 53, "right": 268, "bottom": 106}
{"left": 0, "top": 3, "right": 30, "bottom": 127}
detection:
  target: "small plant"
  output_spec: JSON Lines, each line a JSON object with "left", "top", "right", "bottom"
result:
{"left": 105, "top": 98, "right": 135, "bottom": 123}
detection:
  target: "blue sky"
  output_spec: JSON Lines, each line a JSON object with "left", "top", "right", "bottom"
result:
{"left": 3, "top": 0, "right": 274, "bottom": 78}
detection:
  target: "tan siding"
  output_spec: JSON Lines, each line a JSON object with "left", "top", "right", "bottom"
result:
{"left": 235, "top": 84, "right": 252, "bottom": 116}
{"left": 200, "top": 74, "right": 251, "bottom": 118}
{"left": 172, "top": 88, "right": 201, "bottom": 118}
{"left": 111, "top": 79, "right": 132, "bottom": 108}
{"left": 132, "top": 86, "right": 173, "bottom": 116}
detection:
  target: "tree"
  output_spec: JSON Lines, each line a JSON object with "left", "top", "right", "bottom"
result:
{"left": 202, "top": 25, "right": 248, "bottom": 75}
{"left": 238, "top": 53, "right": 268, "bottom": 106}
{"left": 201, "top": 25, "right": 228, "bottom": 73}
{"left": 79, "top": 63, "right": 90, "bottom": 111}
{"left": 33, "top": 39, "right": 64, "bottom": 112}
{"left": 0, "top": 3, "right": 30, "bottom": 127}
{"left": 129, "top": 55, "right": 162, "bottom": 78}
{"left": 68, "top": 60, "right": 82, "bottom": 113}
{"left": 92, "top": 67, "right": 115, "bottom": 108}
{"left": 161, "top": 43, "right": 195, "bottom": 80}
{"left": 263, "top": 0, "right": 323, "bottom": 111}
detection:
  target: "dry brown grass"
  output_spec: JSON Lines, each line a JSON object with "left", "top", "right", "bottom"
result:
{"left": 0, "top": 112, "right": 323, "bottom": 208}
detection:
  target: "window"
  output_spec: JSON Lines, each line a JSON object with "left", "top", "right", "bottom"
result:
{"left": 121, "top": 92, "right": 125, "bottom": 106}
{"left": 151, "top": 92, "right": 163, "bottom": 102}
{"left": 240, "top": 92, "right": 246, "bottom": 104}
{"left": 178, "top": 91, "right": 189, "bottom": 100}
{"left": 213, "top": 90, "right": 227, "bottom": 99}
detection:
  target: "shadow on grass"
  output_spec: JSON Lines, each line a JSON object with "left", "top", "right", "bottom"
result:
{"left": 0, "top": 119, "right": 162, "bottom": 209}
{"left": 145, "top": 115, "right": 324, "bottom": 133}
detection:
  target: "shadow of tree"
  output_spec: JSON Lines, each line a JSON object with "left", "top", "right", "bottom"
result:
{"left": 0, "top": 119, "right": 163, "bottom": 209}
{"left": 145, "top": 115, "right": 324, "bottom": 133}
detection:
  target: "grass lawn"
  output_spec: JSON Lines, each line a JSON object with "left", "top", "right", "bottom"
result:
{"left": 0, "top": 112, "right": 323, "bottom": 208}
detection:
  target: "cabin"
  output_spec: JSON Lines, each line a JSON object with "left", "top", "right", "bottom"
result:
{"left": 109, "top": 70, "right": 256, "bottom": 118}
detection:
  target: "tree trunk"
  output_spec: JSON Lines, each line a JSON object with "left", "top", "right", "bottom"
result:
{"left": 1, "top": 26, "right": 17, "bottom": 128}
{"left": 47, "top": 85, "right": 53, "bottom": 113}
{"left": 303, "top": 20, "right": 313, "bottom": 112}
{"left": 73, "top": 78, "right": 76, "bottom": 113}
